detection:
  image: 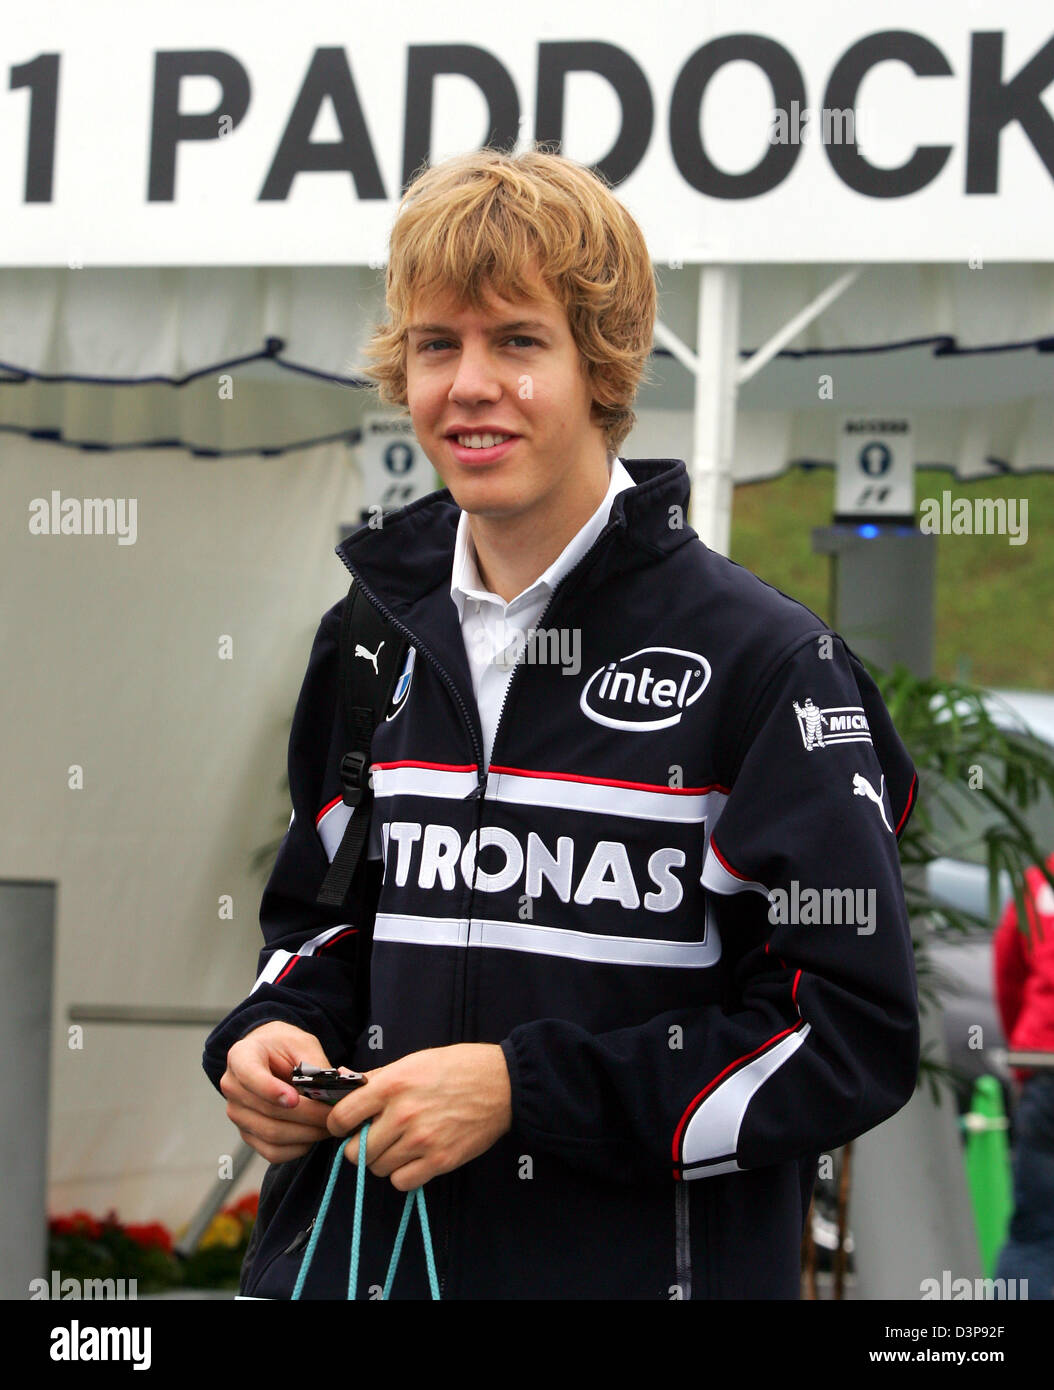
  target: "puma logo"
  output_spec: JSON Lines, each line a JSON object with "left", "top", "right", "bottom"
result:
{"left": 852, "top": 772, "right": 892, "bottom": 833}
{"left": 355, "top": 639, "right": 384, "bottom": 675}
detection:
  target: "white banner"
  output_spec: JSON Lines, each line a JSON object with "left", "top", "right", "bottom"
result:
{"left": 2, "top": 1, "right": 1053, "bottom": 266}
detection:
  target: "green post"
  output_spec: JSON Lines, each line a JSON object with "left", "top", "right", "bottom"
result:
{"left": 962, "top": 1076, "right": 1013, "bottom": 1277}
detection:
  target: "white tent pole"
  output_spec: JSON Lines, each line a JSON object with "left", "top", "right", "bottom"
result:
{"left": 651, "top": 318, "right": 698, "bottom": 376}
{"left": 654, "top": 264, "right": 868, "bottom": 554}
{"left": 736, "top": 267, "right": 863, "bottom": 386}
{"left": 691, "top": 265, "right": 741, "bottom": 556}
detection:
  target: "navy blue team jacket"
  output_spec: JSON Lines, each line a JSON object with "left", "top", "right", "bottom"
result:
{"left": 203, "top": 457, "right": 920, "bottom": 1300}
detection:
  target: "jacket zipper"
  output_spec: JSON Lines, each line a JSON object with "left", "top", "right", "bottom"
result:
{"left": 336, "top": 553, "right": 484, "bottom": 1298}
{"left": 450, "top": 510, "right": 628, "bottom": 1071}
{"left": 337, "top": 508, "right": 626, "bottom": 1298}
{"left": 674, "top": 1183, "right": 693, "bottom": 1300}
{"left": 283, "top": 1219, "right": 314, "bottom": 1257}
{"left": 483, "top": 510, "right": 627, "bottom": 773}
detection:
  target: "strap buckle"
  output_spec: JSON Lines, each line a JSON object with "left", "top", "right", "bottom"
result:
{"left": 339, "top": 750, "right": 370, "bottom": 807}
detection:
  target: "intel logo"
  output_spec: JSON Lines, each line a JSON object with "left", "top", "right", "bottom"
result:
{"left": 580, "top": 647, "right": 711, "bottom": 731}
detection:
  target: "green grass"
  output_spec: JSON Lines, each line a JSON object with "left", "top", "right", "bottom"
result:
{"left": 728, "top": 467, "right": 1054, "bottom": 691}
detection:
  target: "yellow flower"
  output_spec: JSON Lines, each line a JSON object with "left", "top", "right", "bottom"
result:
{"left": 199, "top": 1213, "right": 244, "bottom": 1250}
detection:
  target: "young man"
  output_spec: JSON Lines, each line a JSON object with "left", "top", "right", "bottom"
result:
{"left": 203, "top": 148, "right": 920, "bottom": 1299}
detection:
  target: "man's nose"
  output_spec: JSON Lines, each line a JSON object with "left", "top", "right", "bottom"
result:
{"left": 448, "top": 341, "right": 502, "bottom": 404}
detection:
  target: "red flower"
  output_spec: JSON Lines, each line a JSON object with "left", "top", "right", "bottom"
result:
{"left": 50, "top": 1208, "right": 175, "bottom": 1254}
{"left": 123, "top": 1222, "right": 173, "bottom": 1254}
{"left": 228, "top": 1192, "right": 259, "bottom": 1220}
{"left": 49, "top": 1210, "right": 103, "bottom": 1239}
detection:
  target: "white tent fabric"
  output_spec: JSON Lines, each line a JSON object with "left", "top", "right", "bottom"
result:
{"left": 2, "top": 259, "right": 1051, "bottom": 1228}
{"left": 3, "top": 264, "right": 1052, "bottom": 478}
{"left": 2, "top": 435, "right": 359, "bottom": 1222}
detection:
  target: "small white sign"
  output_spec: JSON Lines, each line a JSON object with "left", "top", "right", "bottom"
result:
{"left": 356, "top": 414, "right": 435, "bottom": 522}
{"left": 836, "top": 416, "right": 914, "bottom": 518}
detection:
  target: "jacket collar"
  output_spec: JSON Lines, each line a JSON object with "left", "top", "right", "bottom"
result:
{"left": 450, "top": 455, "right": 636, "bottom": 620}
{"left": 335, "top": 457, "right": 698, "bottom": 619}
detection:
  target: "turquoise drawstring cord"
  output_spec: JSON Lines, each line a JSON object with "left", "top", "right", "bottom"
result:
{"left": 291, "top": 1120, "right": 440, "bottom": 1300}
{"left": 383, "top": 1184, "right": 439, "bottom": 1299}
{"left": 291, "top": 1133, "right": 354, "bottom": 1300}
{"left": 346, "top": 1127, "right": 369, "bottom": 1299}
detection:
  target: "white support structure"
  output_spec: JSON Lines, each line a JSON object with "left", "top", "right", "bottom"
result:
{"left": 691, "top": 267, "right": 741, "bottom": 556}
{"left": 653, "top": 266, "right": 865, "bottom": 556}
{"left": 736, "top": 267, "right": 862, "bottom": 387}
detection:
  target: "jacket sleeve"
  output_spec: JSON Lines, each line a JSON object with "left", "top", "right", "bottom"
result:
{"left": 992, "top": 897, "right": 1028, "bottom": 1043}
{"left": 499, "top": 633, "right": 920, "bottom": 1184}
{"left": 202, "top": 599, "right": 379, "bottom": 1093}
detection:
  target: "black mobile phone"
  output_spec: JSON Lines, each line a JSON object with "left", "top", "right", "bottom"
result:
{"left": 289, "top": 1062, "right": 367, "bottom": 1105}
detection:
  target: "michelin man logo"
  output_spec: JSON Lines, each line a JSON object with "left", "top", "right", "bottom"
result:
{"left": 793, "top": 699, "right": 873, "bottom": 751}
{"left": 794, "top": 698, "right": 828, "bottom": 750}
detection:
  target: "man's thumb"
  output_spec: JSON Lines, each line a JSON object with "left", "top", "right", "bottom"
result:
{"left": 255, "top": 1029, "right": 332, "bottom": 1105}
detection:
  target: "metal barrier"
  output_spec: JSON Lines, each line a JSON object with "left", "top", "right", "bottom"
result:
{"left": 66, "top": 1003, "right": 258, "bottom": 1258}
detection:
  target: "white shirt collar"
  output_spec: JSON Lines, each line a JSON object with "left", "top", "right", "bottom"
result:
{"left": 451, "top": 456, "right": 635, "bottom": 619}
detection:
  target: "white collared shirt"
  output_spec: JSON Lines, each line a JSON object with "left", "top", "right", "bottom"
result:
{"left": 450, "top": 455, "right": 635, "bottom": 766}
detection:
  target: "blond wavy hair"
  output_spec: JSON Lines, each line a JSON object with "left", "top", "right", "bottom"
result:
{"left": 360, "top": 146, "right": 657, "bottom": 454}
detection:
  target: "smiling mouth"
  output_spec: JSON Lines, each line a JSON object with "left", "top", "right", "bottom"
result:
{"left": 448, "top": 431, "right": 517, "bottom": 449}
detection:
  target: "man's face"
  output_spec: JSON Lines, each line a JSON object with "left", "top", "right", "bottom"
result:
{"left": 403, "top": 272, "right": 608, "bottom": 521}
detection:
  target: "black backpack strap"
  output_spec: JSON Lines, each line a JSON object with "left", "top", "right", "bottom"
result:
{"left": 316, "top": 582, "right": 407, "bottom": 909}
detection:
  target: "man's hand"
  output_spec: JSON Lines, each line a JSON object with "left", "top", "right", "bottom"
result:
{"left": 327, "top": 1044, "right": 512, "bottom": 1191}
{"left": 220, "top": 1021, "right": 335, "bottom": 1164}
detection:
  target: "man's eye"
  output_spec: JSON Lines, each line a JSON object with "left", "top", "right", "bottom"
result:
{"left": 416, "top": 335, "right": 540, "bottom": 352}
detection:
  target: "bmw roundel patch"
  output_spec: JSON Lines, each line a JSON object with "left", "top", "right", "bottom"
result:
{"left": 386, "top": 645, "right": 416, "bottom": 721}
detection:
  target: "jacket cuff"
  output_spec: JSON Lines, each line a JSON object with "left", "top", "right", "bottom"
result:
{"left": 202, "top": 1000, "right": 351, "bottom": 1093}
{"left": 499, "top": 1025, "right": 623, "bottom": 1161}
{"left": 499, "top": 1035, "right": 525, "bottom": 1134}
